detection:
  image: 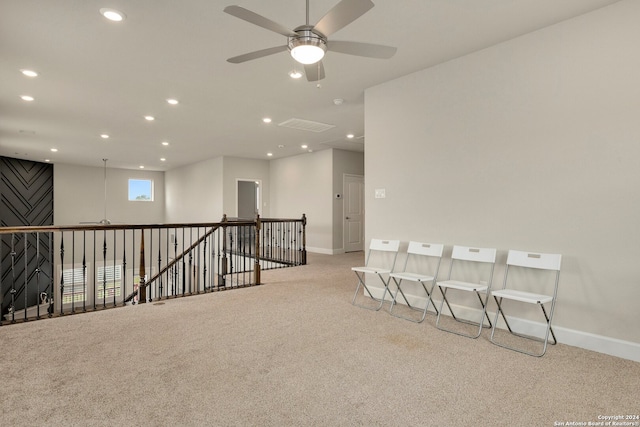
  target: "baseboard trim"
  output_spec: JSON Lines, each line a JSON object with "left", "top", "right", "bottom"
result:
{"left": 366, "top": 287, "right": 640, "bottom": 362}
{"left": 306, "top": 247, "right": 344, "bottom": 255}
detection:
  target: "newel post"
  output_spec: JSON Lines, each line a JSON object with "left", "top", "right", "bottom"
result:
{"left": 138, "top": 229, "right": 146, "bottom": 304}
{"left": 254, "top": 214, "right": 261, "bottom": 285}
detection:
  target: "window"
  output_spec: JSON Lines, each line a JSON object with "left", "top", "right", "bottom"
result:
{"left": 128, "top": 179, "right": 153, "bottom": 201}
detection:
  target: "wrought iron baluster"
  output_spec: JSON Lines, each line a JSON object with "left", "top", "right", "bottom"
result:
{"left": 48, "top": 232, "right": 53, "bottom": 317}
{"left": 59, "top": 234, "right": 64, "bottom": 316}
{"left": 302, "top": 214, "right": 307, "bottom": 265}
{"left": 188, "top": 227, "right": 193, "bottom": 295}
{"left": 122, "top": 230, "right": 127, "bottom": 306}
{"left": 9, "top": 234, "right": 17, "bottom": 323}
{"left": 23, "top": 232, "right": 28, "bottom": 321}
{"left": 148, "top": 228, "right": 153, "bottom": 302}
{"left": 157, "top": 228, "right": 163, "bottom": 299}
{"left": 210, "top": 232, "right": 216, "bottom": 291}
{"left": 0, "top": 235, "right": 2, "bottom": 325}
{"left": 131, "top": 229, "right": 136, "bottom": 305}
{"left": 202, "top": 228, "right": 208, "bottom": 292}
{"left": 138, "top": 229, "right": 146, "bottom": 304}
{"left": 229, "top": 226, "right": 235, "bottom": 287}
{"left": 166, "top": 230, "right": 171, "bottom": 297}
{"left": 173, "top": 227, "right": 178, "bottom": 296}
{"left": 113, "top": 229, "right": 117, "bottom": 307}
{"left": 82, "top": 231, "right": 87, "bottom": 313}
{"left": 102, "top": 230, "right": 107, "bottom": 309}
{"left": 197, "top": 227, "right": 201, "bottom": 293}
{"left": 255, "top": 215, "right": 261, "bottom": 286}
{"left": 181, "top": 228, "right": 186, "bottom": 295}
{"left": 71, "top": 231, "right": 75, "bottom": 314}
{"left": 36, "top": 232, "right": 41, "bottom": 319}
{"left": 93, "top": 230, "right": 96, "bottom": 310}
{"left": 218, "top": 223, "right": 225, "bottom": 290}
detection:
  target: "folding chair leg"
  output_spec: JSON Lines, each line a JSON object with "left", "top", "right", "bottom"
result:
{"left": 489, "top": 299, "right": 557, "bottom": 357}
{"left": 389, "top": 279, "right": 437, "bottom": 323}
{"left": 351, "top": 272, "right": 389, "bottom": 311}
{"left": 435, "top": 288, "right": 490, "bottom": 339}
{"left": 390, "top": 278, "right": 412, "bottom": 308}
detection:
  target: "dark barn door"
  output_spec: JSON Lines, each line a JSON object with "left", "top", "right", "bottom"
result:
{"left": 0, "top": 157, "right": 54, "bottom": 317}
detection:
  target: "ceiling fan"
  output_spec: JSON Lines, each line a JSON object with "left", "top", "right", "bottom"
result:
{"left": 224, "top": 0, "right": 397, "bottom": 81}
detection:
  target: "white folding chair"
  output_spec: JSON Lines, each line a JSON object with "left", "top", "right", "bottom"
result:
{"left": 490, "top": 250, "right": 562, "bottom": 357}
{"left": 351, "top": 239, "right": 400, "bottom": 311}
{"left": 389, "top": 242, "right": 444, "bottom": 323}
{"left": 435, "top": 245, "right": 496, "bottom": 338}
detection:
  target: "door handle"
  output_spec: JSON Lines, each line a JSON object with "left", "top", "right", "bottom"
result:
{"left": 346, "top": 217, "right": 350, "bottom": 220}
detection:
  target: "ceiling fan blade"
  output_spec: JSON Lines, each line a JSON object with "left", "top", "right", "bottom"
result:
{"left": 304, "top": 61, "right": 325, "bottom": 82}
{"left": 327, "top": 40, "right": 397, "bottom": 59}
{"left": 227, "top": 45, "right": 288, "bottom": 63}
{"left": 313, "top": 0, "right": 374, "bottom": 37}
{"left": 224, "top": 5, "right": 296, "bottom": 37}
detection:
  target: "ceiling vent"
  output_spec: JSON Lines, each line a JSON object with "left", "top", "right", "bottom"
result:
{"left": 278, "top": 118, "right": 335, "bottom": 133}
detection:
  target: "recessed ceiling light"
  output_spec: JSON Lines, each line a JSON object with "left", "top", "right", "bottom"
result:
{"left": 139, "top": 165, "right": 145, "bottom": 169}
{"left": 101, "top": 134, "right": 109, "bottom": 139}
{"left": 161, "top": 141, "right": 169, "bottom": 146}
{"left": 144, "top": 115, "right": 155, "bottom": 121}
{"left": 100, "top": 8, "right": 126, "bottom": 22}
{"left": 160, "top": 158, "right": 166, "bottom": 162}
{"left": 301, "top": 144, "right": 308, "bottom": 149}
{"left": 20, "top": 95, "right": 34, "bottom": 101}
{"left": 44, "top": 159, "right": 50, "bottom": 162}
{"left": 278, "top": 144, "right": 285, "bottom": 149}
{"left": 346, "top": 134, "right": 354, "bottom": 139}
{"left": 50, "top": 148, "right": 58, "bottom": 152}
{"left": 267, "top": 152, "right": 273, "bottom": 157}
{"left": 289, "top": 70, "right": 302, "bottom": 79}
{"left": 262, "top": 118, "right": 272, "bottom": 124}
{"left": 166, "top": 98, "right": 179, "bottom": 105}
{"left": 20, "top": 69, "right": 38, "bottom": 77}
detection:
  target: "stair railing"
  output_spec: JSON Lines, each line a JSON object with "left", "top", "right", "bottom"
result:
{"left": 0, "top": 214, "right": 306, "bottom": 325}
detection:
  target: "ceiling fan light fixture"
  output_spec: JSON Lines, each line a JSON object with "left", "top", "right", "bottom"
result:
{"left": 289, "top": 30, "right": 326, "bottom": 65}
{"left": 290, "top": 44, "right": 325, "bottom": 65}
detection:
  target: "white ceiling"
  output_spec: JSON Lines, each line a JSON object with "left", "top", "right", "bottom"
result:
{"left": 0, "top": 0, "right": 621, "bottom": 171}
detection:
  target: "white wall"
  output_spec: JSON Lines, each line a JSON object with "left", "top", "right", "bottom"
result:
{"left": 164, "top": 156, "right": 271, "bottom": 223}
{"left": 332, "top": 149, "right": 365, "bottom": 250}
{"left": 54, "top": 163, "right": 165, "bottom": 225}
{"left": 222, "top": 157, "right": 270, "bottom": 218}
{"left": 270, "top": 149, "right": 333, "bottom": 253}
{"left": 268, "top": 148, "right": 363, "bottom": 253}
{"left": 365, "top": 1, "right": 640, "bottom": 353}
{"left": 164, "top": 157, "right": 223, "bottom": 223}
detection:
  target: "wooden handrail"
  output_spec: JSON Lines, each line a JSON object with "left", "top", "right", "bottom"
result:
{"left": 0, "top": 221, "right": 254, "bottom": 234}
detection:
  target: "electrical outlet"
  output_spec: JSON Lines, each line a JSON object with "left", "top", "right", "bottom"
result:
{"left": 375, "top": 188, "right": 386, "bottom": 199}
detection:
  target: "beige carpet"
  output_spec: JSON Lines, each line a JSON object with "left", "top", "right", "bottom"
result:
{"left": 1, "top": 252, "right": 638, "bottom": 426}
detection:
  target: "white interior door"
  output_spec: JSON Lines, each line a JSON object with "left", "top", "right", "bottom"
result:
{"left": 344, "top": 174, "right": 364, "bottom": 252}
